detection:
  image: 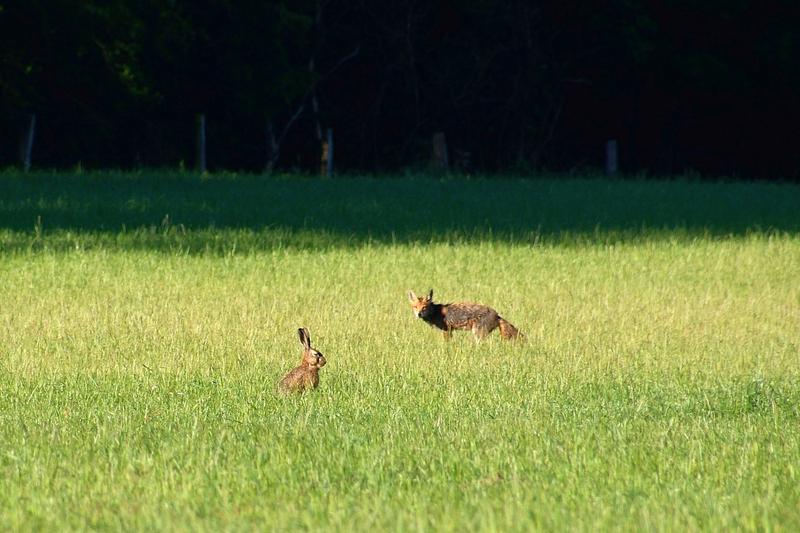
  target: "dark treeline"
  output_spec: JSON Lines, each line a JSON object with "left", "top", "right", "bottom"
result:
{"left": 1, "top": 1, "right": 799, "bottom": 178}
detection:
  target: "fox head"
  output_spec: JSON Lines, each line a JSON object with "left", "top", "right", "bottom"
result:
{"left": 298, "top": 327, "right": 326, "bottom": 369}
{"left": 407, "top": 289, "right": 435, "bottom": 319}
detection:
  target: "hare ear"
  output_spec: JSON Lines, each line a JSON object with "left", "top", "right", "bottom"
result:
{"left": 427, "top": 289, "right": 434, "bottom": 301}
{"left": 298, "top": 328, "right": 311, "bottom": 349}
{"left": 407, "top": 290, "right": 417, "bottom": 302}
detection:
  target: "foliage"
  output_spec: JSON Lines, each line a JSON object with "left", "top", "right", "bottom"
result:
{"left": 1, "top": 1, "right": 800, "bottom": 175}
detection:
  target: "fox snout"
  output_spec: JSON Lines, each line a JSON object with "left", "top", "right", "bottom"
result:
{"left": 416, "top": 305, "right": 435, "bottom": 319}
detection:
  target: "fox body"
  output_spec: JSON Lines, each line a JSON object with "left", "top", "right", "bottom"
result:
{"left": 407, "top": 289, "right": 522, "bottom": 341}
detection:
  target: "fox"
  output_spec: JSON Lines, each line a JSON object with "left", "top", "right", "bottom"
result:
{"left": 407, "top": 289, "right": 522, "bottom": 341}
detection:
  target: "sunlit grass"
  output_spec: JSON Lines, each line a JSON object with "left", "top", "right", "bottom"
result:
{"left": 1, "top": 171, "right": 799, "bottom": 531}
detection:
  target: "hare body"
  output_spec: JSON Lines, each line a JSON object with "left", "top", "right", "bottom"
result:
{"left": 278, "top": 328, "right": 327, "bottom": 393}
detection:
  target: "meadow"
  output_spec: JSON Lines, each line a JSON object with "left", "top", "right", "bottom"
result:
{"left": 1, "top": 170, "right": 799, "bottom": 531}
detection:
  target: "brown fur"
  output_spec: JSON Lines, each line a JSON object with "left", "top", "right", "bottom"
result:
{"left": 407, "top": 289, "right": 522, "bottom": 341}
{"left": 278, "top": 327, "right": 327, "bottom": 393}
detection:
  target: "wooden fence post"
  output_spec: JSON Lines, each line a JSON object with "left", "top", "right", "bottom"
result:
{"left": 320, "top": 128, "right": 333, "bottom": 177}
{"left": 326, "top": 128, "right": 333, "bottom": 177}
{"left": 20, "top": 113, "right": 36, "bottom": 172}
{"left": 265, "top": 119, "right": 278, "bottom": 172}
{"left": 196, "top": 113, "right": 207, "bottom": 173}
{"left": 605, "top": 139, "right": 618, "bottom": 176}
{"left": 432, "top": 132, "right": 449, "bottom": 170}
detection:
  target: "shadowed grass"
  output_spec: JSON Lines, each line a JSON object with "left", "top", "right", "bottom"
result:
{"left": 0, "top": 170, "right": 798, "bottom": 253}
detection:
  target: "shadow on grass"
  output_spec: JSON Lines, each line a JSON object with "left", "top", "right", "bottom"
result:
{"left": 1, "top": 170, "right": 798, "bottom": 252}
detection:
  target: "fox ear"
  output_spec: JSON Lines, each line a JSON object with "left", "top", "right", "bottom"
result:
{"left": 298, "top": 328, "right": 311, "bottom": 349}
{"left": 427, "top": 289, "right": 433, "bottom": 301}
{"left": 407, "top": 290, "right": 417, "bottom": 302}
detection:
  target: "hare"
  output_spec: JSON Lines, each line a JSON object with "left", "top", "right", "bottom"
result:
{"left": 278, "top": 327, "right": 327, "bottom": 393}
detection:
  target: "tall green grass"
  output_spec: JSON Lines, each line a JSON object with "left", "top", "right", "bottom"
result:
{"left": 1, "top": 171, "right": 798, "bottom": 531}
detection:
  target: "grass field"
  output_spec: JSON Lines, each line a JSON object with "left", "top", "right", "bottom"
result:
{"left": 1, "top": 170, "right": 799, "bottom": 531}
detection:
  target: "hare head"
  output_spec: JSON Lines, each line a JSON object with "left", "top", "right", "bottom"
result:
{"left": 298, "top": 327, "right": 326, "bottom": 370}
